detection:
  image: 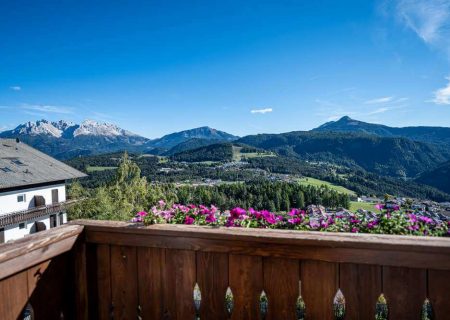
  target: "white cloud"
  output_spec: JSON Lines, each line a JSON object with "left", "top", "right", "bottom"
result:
{"left": 21, "top": 104, "right": 74, "bottom": 114}
{"left": 9, "top": 86, "right": 21, "bottom": 91}
{"left": 368, "top": 107, "right": 390, "bottom": 115}
{"left": 364, "top": 96, "right": 394, "bottom": 104}
{"left": 251, "top": 108, "right": 273, "bottom": 114}
{"left": 432, "top": 76, "right": 450, "bottom": 104}
{"left": 396, "top": 0, "right": 450, "bottom": 55}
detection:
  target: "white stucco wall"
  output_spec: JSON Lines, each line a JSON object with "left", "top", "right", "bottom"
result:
{"left": 0, "top": 183, "right": 66, "bottom": 215}
{"left": 1, "top": 212, "right": 67, "bottom": 243}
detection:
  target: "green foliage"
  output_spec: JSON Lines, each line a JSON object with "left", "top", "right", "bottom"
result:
{"left": 171, "top": 143, "right": 234, "bottom": 162}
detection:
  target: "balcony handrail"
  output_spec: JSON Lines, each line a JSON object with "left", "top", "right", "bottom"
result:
{"left": 75, "top": 219, "right": 450, "bottom": 270}
{"left": 0, "top": 199, "right": 79, "bottom": 227}
{"left": 0, "top": 224, "right": 83, "bottom": 280}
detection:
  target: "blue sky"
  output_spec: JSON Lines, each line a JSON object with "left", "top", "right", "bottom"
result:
{"left": 1, "top": 0, "right": 450, "bottom": 138}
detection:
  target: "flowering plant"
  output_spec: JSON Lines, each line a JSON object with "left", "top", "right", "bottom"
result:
{"left": 131, "top": 201, "right": 449, "bottom": 237}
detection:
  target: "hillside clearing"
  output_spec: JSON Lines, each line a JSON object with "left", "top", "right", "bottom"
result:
{"left": 298, "top": 177, "right": 356, "bottom": 196}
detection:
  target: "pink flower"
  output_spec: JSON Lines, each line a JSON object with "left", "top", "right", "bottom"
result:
{"left": 288, "top": 209, "right": 300, "bottom": 216}
{"left": 185, "top": 216, "right": 195, "bottom": 225}
{"left": 375, "top": 203, "right": 384, "bottom": 211}
{"left": 137, "top": 211, "right": 148, "bottom": 217}
{"left": 288, "top": 217, "right": 301, "bottom": 224}
{"left": 158, "top": 200, "right": 166, "bottom": 208}
{"left": 206, "top": 214, "right": 217, "bottom": 223}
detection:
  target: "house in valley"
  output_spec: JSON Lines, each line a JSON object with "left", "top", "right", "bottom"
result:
{"left": 0, "top": 138, "right": 86, "bottom": 243}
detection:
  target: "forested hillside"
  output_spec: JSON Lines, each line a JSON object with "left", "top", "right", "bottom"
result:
{"left": 238, "top": 131, "right": 450, "bottom": 178}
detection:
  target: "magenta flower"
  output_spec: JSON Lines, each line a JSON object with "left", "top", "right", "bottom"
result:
{"left": 288, "top": 209, "right": 300, "bottom": 216}
{"left": 374, "top": 203, "right": 384, "bottom": 211}
{"left": 351, "top": 227, "right": 359, "bottom": 233}
{"left": 230, "top": 207, "right": 246, "bottom": 219}
{"left": 206, "top": 214, "right": 217, "bottom": 223}
{"left": 137, "top": 211, "right": 148, "bottom": 217}
{"left": 288, "top": 217, "right": 301, "bottom": 224}
{"left": 185, "top": 216, "right": 194, "bottom": 225}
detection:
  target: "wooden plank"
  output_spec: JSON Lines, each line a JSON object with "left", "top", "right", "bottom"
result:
{"left": 137, "top": 247, "right": 164, "bottom": 319}
{"left": 85, "top": 231, "right": 450, "bottom": 270}
{"left": 162, "top": 249, "right": 196, "bottom": 319}
{"left": 95, "top": 244, "right": 112, "bottom": 320}
{"left": 0, "top": 271, "right": 28, "bottom": 320}
{"left": 73, "top": 239, "right": 88, "bottom": 320}
{"left": 383, "top": 266, "right": 426, "bottom": 319}
{"left": 301, "top": 260, "right": 338, "bottom": 319}
{"left": 28, "top": 254, "right": 71, "bottom": 319}
{"left": 196, "top": 252, "right": 229, "bottom": 320}
{"left": 263, "top": 257, "right": 299, "bottom": 320}
{"left": 110, "top": 245, "right": 138, "bottom": 320}
{"left": 78, "top": 220, "right": 450, "bottom": 254}
{"left": 0, "top": 224, "right": 83, "bottom": 280}
{"left": 339, "top": 263, "right": 382, "bottom": 319}
{"left": 229, "top": 254, "right": 263, "bottom": 320}
{"left": 428, "top": 269, "right": 450, "bottom": 319}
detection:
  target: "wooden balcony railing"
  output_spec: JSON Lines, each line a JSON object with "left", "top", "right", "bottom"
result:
{"left": 0, "top": 220, "right": 449, "bottom": 319}
{"left": 0, "top": 200, "right": 78, "bottom": 227}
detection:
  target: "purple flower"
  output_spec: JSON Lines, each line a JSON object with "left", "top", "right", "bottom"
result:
{"left": 309, "top": 219, "right": 320, "bottom": 229}
{"left": 375, "top": 203, "right": 384, "bottom": 211}
{"left": 419, "top": 216, "right": 433, "bottom": 224}
{"left": 185, "top": 216, "right": 195, "bottom": 225}
{"left": 351, "top": 227, "right": 359, "bottom": 233}
{"left": 230, "top": 207, "right": 246, "bottom": 219}
{"left": 206, "top": 214, "right": 217, "bottom": 223}
{"left": 288, "top": 209, "right": 300, "bottom": 216}
{"left": 158, "top": 200, "right": 166, "bottom": 208}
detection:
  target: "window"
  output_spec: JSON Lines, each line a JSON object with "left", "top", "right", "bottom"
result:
{"left": 11, "top": 159, "right": 25, "bottom": 166}
{"left": 17, "top": 194, "right": 26, "bottom": 202}
{"left": 50, "top": 214, "right": 57, "bottom": 228}
{"left": 19, "top": 222, "right": 26, "bottom": 229}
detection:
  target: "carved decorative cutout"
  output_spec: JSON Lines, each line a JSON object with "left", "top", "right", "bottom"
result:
{"left": 333, "top": 289, "right": 345, "bottom": 320}
{"left": 375, "top": 294, "right": 388, "bottom": 320}
{"left": 296, "top": 281, "right": 306, "bottom": 320}
{"left": 296, "top": 295, "right": 306, "bottom": 320}
{"left": 260, "top": 290, "right": 268, "bottom": 319}
{"left": 193, "top": 283, "right": 202, "bottom": 319}
{"left": 421, "top": 298, "right": 433, "bottom": 320}
{"left": 22, "top": 303, "right": 34, "bottom": 320}
{"left": 225, "top": 287, "right": 234, "bottom": 317}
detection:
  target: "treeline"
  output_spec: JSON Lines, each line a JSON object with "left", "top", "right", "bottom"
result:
{"left": 171, "top": 143, "right": 234, "bottom": 162}
{"left": 175, "top": 181, "right": 350, "bottom": 211}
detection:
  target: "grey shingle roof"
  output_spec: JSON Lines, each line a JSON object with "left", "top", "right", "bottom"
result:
{"left": 0, "top": 139, "right": 87, "bottom": 190}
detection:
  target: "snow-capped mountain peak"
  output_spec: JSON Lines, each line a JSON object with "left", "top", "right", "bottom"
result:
{"left": 12, "top": 119, "right": 64, "bottom": 138}
{"left": 1, "top": 119, "right": 139, "bottom": 139}
{"left": 73, "top": 120, "right": 136, "bottom": 137}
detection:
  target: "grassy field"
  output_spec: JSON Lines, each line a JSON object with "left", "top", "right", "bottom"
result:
{"left": 349, "top": 201, "right": 378, "bottom": 212}
{"left": 298, "top": 177, "right": 356, "bottom": 196}
{"left": 86, "top": 166, "right": 118, "bottom": 172}
{"left": 232, "top": 146, "right": 276, "bottom": 161}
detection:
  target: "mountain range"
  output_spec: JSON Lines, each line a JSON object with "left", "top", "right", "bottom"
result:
{"left": 3, "top": 116, "right": 448, "bottom": 197}
{"left": 314, "top": 116, "right": 450, "bottom": 148}
{"left": 0, "top": 120, "right": 238, "bottom": 159}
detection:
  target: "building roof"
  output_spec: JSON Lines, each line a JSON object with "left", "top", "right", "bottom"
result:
{"left": 0, "top": 139, "right": 87, "bottom": 190}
